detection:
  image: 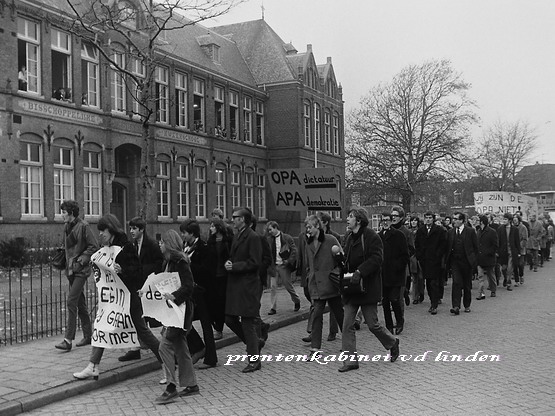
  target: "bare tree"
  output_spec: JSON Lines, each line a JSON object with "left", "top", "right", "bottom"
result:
{"left": 53, "top": 0, "right": 242, "bottom": 218}
{"left": 345, "top": 60, "right": 477, "bottom": 211}
{"left": 471, "top": 120, "right": 537, "bottom": 192}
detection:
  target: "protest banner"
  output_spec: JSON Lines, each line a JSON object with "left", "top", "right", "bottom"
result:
{"left": 90, "top": 246, "right": 139, "bottom": 349}
{"left": 267, "top": 168, "right": 342, "bottom": 212}
{"left": 474, "top": 191, "right": 538, "bottom": 220}
{"left": 140, "top": 272, "right": 186, "bottom": 328}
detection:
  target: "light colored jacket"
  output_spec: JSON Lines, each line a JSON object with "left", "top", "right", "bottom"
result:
{"left": 526, "top": 220, "right": 545, "bottom": 250}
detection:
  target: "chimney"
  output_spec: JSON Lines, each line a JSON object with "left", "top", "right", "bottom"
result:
{"left": 307, "top": 44, "right": 312, "bottom": 53}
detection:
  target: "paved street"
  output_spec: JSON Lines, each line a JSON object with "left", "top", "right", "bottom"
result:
{"left": 21, "top": 262, "right": 555, "bottom": 415}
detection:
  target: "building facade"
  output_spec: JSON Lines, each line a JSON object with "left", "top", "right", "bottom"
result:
{"left": 0, "top": 0, "right": 344, "bottom": 243}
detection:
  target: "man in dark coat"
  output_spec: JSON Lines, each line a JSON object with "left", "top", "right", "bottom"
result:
{"left": 118, "top": 216, "right": 163, "bottom": 362}
{"left": 379, "top": 213, "right": 409, "bottom": 335}
{"left": 476, "top": 215, "right": 499, "bottom": 299}
{"left": 224, "top": 207, "right": 263, "bottom": 373}
{"left": 497, "top": 213, "right": 520, "bottom": 291}
{"left": 446, "top": 212, "right": 478, "bottom": 315}
{"left": 390, "top": 205, "right": 415, "bottom": 308}
{"left": 415, "top": 211, "right": 447, "bottom": 315}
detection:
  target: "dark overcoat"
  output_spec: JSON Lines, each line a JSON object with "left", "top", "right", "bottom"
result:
{"left": 415, "top": 224, "right": 447, "bottom": 279}
{"left": 226, "top": 227, "right": 262, "bottom": 317}
{"left": 342, "top": 226, "right": 383, "bottom": 305}
{"left": 477, "top": 226, "right": 498, "bottom": 267}
{"left": 446, "top": 226, "right": 479, "bottom": 270}
{"left": 378, "top": 227, "right": 409, "bottom": 288}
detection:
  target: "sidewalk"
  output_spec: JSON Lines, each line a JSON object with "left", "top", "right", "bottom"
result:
{"left": 0, "top": 283, "right": 311, "bottom": 416}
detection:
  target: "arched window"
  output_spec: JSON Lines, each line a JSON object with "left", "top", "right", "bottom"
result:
{"left": 156, "top": 155, "right": 171, "bottom": 218}
{"left": 83, "top": 144, "right": 103, "bottom": 217}
{"left": 194, "top": 160, "right": 207, "bottom": 218}
{"left": 53, "top": 138, "right": 75, "bottom": 215}
{"left": 215, "top": 163, "right": 227, "bottom": 217}
{"left": 231, "top": 165, "right": 241, "bottom": 208}
{"left": 177, "top": 157, "right": 189, "bottom": 219}
{"left": 20, "top": 138, "right": 44, "bottom": 216}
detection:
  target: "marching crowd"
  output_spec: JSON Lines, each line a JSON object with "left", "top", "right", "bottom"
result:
{"left": 53, "top": 199, "right": 553, "bottom": 404}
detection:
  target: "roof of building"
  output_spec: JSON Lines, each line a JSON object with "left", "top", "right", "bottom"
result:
{"left": 211, "top": 19, "right": 299, "bottom": 85}
{"left": 516, "top": 163, "right": 555, "bottom": 192}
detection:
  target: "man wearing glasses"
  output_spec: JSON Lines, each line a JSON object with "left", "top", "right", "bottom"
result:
{"left": 415, "top": 211, "right": 447, "bottom": 315}
{"left": 446, "top": 212, "right": 478, "bottom": 315}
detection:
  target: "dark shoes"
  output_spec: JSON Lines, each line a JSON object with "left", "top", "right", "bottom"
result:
{"left": 450, "top": 307, "right": 460, "bottom": 315}
{"left": 154, "top": 389, "right": 178, "bottom": 404}
{"left": 242, "top": 361, "right": 261, "bottom": 373}
{"left": 118, "top": 350, "right": 141, "bottom": 362}
{"left": 55, "top": 340, "right": 72, "bottom": 351}
{"left": 294, "top": 302, "right": 301, "bottom": 312}
{"left": 180, "top": 385, "right": 200, "bottom": 396}
{"left": 390, "top": 339, "right": 400, "bottom": 362}
{"left": 476, "top": 294, "right": 486, "bottom": 300}
{"left": 490, "top": 292, "right": 496, "bottom": 297}
{"left": 268, "top": 309, "right": 276, "bottom": 315}
{"left": 353, "top": 321, "right": 361, "bottom": 330}
{"left": 191, "top": 348, "right": 206, "bottom": 365}
{"left": 430, "top": 308, "right": 438, "bottom": 315}
{"left": 464, "top": 307, "right": 471, "bottom": 313}
{"left": 197, "top": 363, "right": 217, "bottom": 370}
{"left": 76, "top": 338, "right": 91, "bottom": 347}
{"left": 404, "top": 292, "right": 410, "bottom": 306}
{"left": 327, "top": 333, "right": 337, "bottom": 341}
{"left": 338, "top": 364, "right": 359, "bottom": 372}
{"left": 507, "top": 286, "right": 513, "bottom": 291}
{"left": 395, "top": 325, "right": 404, "bottom": 335}
{"left": 302, "top": 335, "right": 312, "bottom": 343}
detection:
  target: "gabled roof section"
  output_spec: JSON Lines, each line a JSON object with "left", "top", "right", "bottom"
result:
{"left": 318, "top": 57, "right": 337, "bottom": 84}
{"left": 211, "top": 19, "right": 298, "bottom": 85}
{"left": 156, "top": 15, "right": 256, "bottom": 86}
{"left": 516, "top": 163, "right": 555, "bottom": 192}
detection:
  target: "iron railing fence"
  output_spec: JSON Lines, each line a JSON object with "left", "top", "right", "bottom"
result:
{"left": 0, "top": 265, "right": 97, "bottom": 346}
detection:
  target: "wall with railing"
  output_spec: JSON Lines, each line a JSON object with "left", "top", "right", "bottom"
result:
{"left": 0, "top": 265, "right": 97, "bottom": 346}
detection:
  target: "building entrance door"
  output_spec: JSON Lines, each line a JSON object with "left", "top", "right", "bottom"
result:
{"left": 110, "top": 182, "right": 127, "bottom": 226}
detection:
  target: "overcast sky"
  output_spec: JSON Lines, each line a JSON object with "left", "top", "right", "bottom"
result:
{"left": 205, "top": 0, "right": 555, "bottom": 165}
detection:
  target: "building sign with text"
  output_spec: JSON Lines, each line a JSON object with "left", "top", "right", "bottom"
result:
{"left": 267, "top": 168, "right": 341, "bottom": 212}
{"left": 17, "top": 99, "right": 103, "bottom": 125}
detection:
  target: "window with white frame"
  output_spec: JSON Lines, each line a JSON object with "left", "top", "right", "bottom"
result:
{"left": 111, "top": 50, "right": 126, "bottom": 112}
{"left": 51, "top": 29, "right": 72, "bottom": 102}
{"left": 193, "top": 79, "right": 204, "bottom": 132}
{"left": 17, "top": 17, "right": 40, "bottom": 94}
{"left": 231, "top": 167, "right": 241, "bottom": 208}
{"left": 195, "top": 162, "right": 207, "bottom": 218}
{"left": 53, "top": 146, "right": 74, "bottom": 214}
{"left": 324, "top": 110, "right": 331, "bottom": 152}
{"left": 175, "top": 72, "right": 188, "bottom": 128}
{"left": 243, "top": 96, "right": 252, "bottom": 142}
{"left": 157, "top": 160, "right": 170, "bottom": 218}
{"left": 81, "top": 42, "right": 99, "bottom": 107}
{"left": 245, "top": 170, "right": 253, "bottom": 211}
{"left": 333, "top": 113, "right": 340, "bottom": 154}
{"left": 304, "top": 101, "right": 311, "bottom": 147}
{"left": 314, "top": 103, "right": 321, "bottom": 150}
{"left": 257, "top": 173, "right": 266, "bottom": 219}
{"left": 215, "top": 166, "right": 226, "bottom": 215}
{"left": 177, "top": 160, "right": 189, "bottom": 218}
{"left": 83, "top": 150, "right": 102, "bottom": 217}
{"left": 255, "top": 101, "right": 264, "bottom": 145}
{"left": 130, "top": 57, "right": 145, "bottom": 115}
{"left": 156, "top": 66, "right": 168, "bottom": 123}
{"left": 229, "top": 91, "right": 239, "bottom": 139}
{"left": 20, "top": 142, "right": 43, "bottom": 216}
{"left": 214, "top": 86, "right": 225, "bottom": 137}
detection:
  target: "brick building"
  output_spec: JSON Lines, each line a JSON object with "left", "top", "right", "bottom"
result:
{"left": 0, "top": 0, "right": 344, "bottom": 243}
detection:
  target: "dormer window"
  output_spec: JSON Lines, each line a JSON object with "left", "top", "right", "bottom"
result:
{"left": 210, "top": 45, "right": 220, "bottom": 63}
{"left": 197, "top": 34, "right": 221, "bottom": 64}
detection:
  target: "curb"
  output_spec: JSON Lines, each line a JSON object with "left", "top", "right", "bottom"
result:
{"left": 0, "top": 307, "right": 312, "bottom": 415}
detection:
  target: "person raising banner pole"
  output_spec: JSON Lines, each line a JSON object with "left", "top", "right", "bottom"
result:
{"left": 73, "top": 214, "right": 162, "bottom": 380}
